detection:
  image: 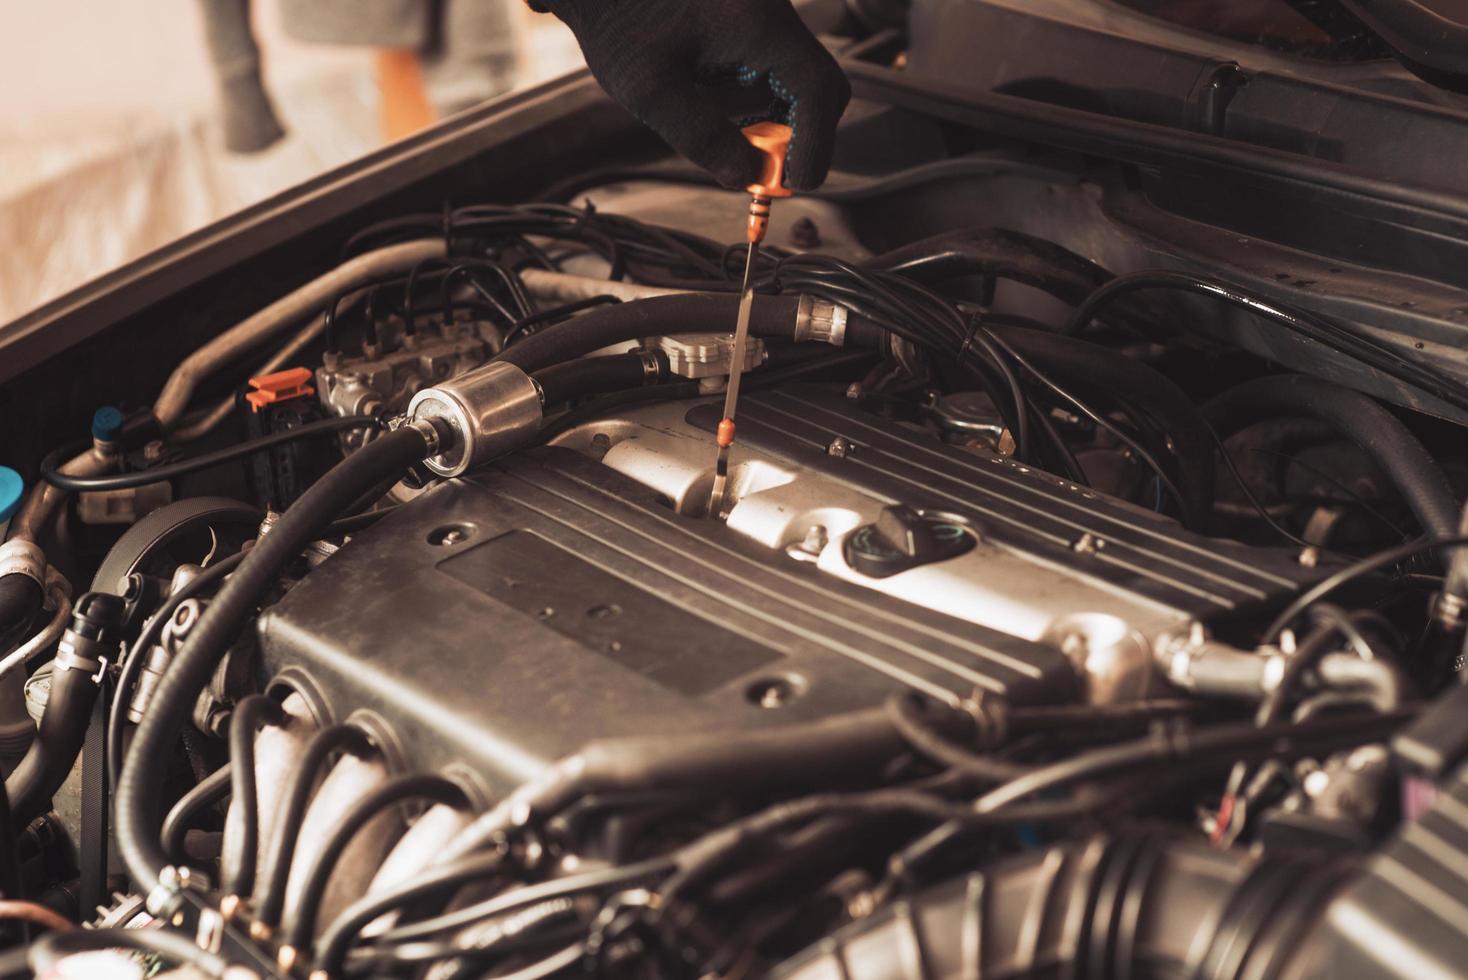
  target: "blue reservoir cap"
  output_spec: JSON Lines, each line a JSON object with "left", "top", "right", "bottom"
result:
{"left": 0, "top": 467, "right": 22, "bottom": 523}
{"left": 92, "top": 406, "right": 125, "bottom": 443}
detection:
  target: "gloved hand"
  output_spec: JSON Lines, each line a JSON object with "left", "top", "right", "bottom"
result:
{"left": 539, "top": 0, "right": 851, "bottom": 190}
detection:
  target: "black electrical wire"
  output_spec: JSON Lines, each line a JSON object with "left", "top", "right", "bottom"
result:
{"left": 41, "top": 416, "right": 381, "bottom": 493}
{"left": 252, "top": 724, "right": 375, "bottom": 931}
{"left": 1208, "top": 425, "right": 1315, "bottom": 549}
{"left": 116, "top": 423, "right": 442, "bottom": 912}
{"left": 161, "top": 763, "right": 232, "bottom": 864}
{"left": 363, "top": 285, "right": 385, "bottom": 348}
{"left": 1063, "top": 271, "right": 1468, "bottom": 415}
{"left": 439, "top": 264, "right": 519, "bottom": 325}
{"left": 221, "top": 694, "right": 284, "bottom": 897}
{"left": 885, "top": 695, "right": 1029, "bottom": 784}
{"left": 312, "top": 851, "right": 509, "bottom": 977}
{"left": 373, "top": 857, "right": 676, "bottom": 947}
{"left": 985, "top": 331, "right": 1189, "bottom": 516}
{"left": 894, "top": 707, "right": 1415, "bottom": 875}
{"left": 1256, "top": 606, "right": 1378, "bottom": 727}
{"left": 504, "top": 295, "right": 623, "bottom": 346}
{"left": 282, "top": 774, "right": 469, "bottom": 951}
{"left": 344, "top": 919, "right": 585, "bottom": 976}
{"left": 1246, "top": 446, "right": 1412, "bottom": 543}
{"left": 1261, "top": 534, "right": 1468, "bottom": 645}
{"left": 107, "top": 550, "right": 247, "bottom": 791}
{"left": 0, "top": 771, "right": 20, "bottom": 904}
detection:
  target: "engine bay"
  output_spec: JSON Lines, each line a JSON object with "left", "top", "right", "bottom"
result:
{"left": 4, "top": 52, "right": 1468, "bottom": 978}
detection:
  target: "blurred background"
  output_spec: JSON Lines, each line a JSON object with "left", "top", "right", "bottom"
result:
{"left": 0, "top": 0, "right": 585, "bottom": 325}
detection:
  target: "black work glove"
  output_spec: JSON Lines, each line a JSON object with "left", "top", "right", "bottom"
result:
{"left": 539, "top": 0, "right": 851, "bottom": 190}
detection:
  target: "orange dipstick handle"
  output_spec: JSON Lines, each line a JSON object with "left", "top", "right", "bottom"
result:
{"left": 742, "top": 122, "right": 793, "bottom": 243}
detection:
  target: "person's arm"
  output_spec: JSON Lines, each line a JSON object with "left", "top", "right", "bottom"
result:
{"left": 535, "top": 0, "right": 851, "bottom": 189}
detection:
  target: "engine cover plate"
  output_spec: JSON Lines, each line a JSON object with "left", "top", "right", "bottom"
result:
{"left": 258, "top": 448, "right": 1075, "bottom": 798}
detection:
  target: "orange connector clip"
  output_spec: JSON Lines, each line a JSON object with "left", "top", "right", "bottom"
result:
{"left": 245, "top": 367, "right": 315, "bottom": 413}
{"left": 742, "top": 122, "right": 793, "bottom": 244}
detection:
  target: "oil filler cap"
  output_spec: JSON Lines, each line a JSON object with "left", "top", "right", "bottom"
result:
{"left": 844, "top": 505, "right": 975, "bottom": 578}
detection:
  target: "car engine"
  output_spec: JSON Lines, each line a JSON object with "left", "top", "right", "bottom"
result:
{"left": 5, "top": 52, "right": 1468, "bottom": 978}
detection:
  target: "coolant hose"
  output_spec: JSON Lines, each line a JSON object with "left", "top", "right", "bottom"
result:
{"left": 987, "top": 324, "right": 1216, "bottom": 528}
{"left": 161, "top": 764, "right": 232, "bottom": 864}
{"left": 532, "top": 351, "right": 669, "bottom": 406}
{"left": 4, "top": 663, "right": 97, "bottom": 827}
{"left": 282, "top": 773, "right": 468, "bottom": 951}
{"left": 152, "top": 239, "right": 447, "bottom": 429}
{"left": 772, "top": 833, "right": 1350, "bottom": 980}
{"left": 221, "top": 694, "right": 284, "bottom": 897}
{"left": 252, "top": 724, "right": 374, "bottom": 931}
{"left": 6, "top": 592, "right": 121, "bottom": 826}
{"left": 440, "top": 704, "right": 969, "bottom": 864}
{"left": 115, "top": 422, "right": 445, "bottom": 911}
{"left": 1202, "top": 374, "right": 1458, "bottom": 541}
{"left": 0, "top": 575, "right": 41, "bottom": 642}
{"left": 494, "top": 293, "right": 885, "bottom": 374}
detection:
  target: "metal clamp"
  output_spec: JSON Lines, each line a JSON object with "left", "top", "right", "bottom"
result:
{"left": 53, "top": 633, "right": 104, "bottom": 679}
{"left": 0, "top": 538, "right": 45, "bottom": 586}
{"left": 145, "top": 864, "right": 195, "bottom": 918}
{"left": 794, "top": 294, "right": 849, "bottom": 347}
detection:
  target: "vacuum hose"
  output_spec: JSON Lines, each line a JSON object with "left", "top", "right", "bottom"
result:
{"left": 115, "top": 421, "right": 446, "bottom": 911}
{"left": 990, "top": 324, "right": 1217, "bottom": 528}
{"left": 6, "top": 592, "right": 122, "bottom": 825}
{"left": 493, "top": 293, "right": 885, "bottom": 374}
{"left": 1203, "top": 374, "right": 1458, "bottom": 541}
{"left": 0, "top": 575, "right": 41, "bottom": 644}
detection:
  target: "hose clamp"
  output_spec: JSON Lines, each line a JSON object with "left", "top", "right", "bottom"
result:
{"left": 794, "top": 295, "right": 849, "bottom": 347}
{"left": 636, "top": 349, "right": 663, "bottom": 383}
{"left": 0, "top": 539, "right": 45, "bottom": 587}
{"left": 145, "top": 864, "right": 194, "bottom": 918}
{"left": 1435, "top": 590, "right": 1466, "bottom": 630}
{"left": 54, "top": 631, "right": 104, "bottom": 679}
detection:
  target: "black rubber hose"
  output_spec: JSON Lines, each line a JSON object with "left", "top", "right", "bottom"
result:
{"left": 312, "top": 852, "right": 508, "bottom": 977}
{"left": 40, "top": 416, "right": 380, "bottom": 493}
{"left": 531, "top": 351, "right": 668, "bottom": 407}
{"left": 0, "top": 767, "right": 19, "bottom": 900}
{"left": 282, "top": 774, "right": 468, "bottom": 951}
{"left": 221, "top": 695, "right": 284, "bottom": 897}
{"left": 107, "top": 551, "right": 246, "bottom": 792}
{"left": 0, "top": 576, "right": 41, "bottom": 644}
{"left": 252, "top": 725, "right": 374, "bottom": 931}
{"left": 442, "top": 705, "right": 967, "bottom": 864}
{"left": 493, "top": 293, "right": 884, "bottom": 374}
{"left": 161, "top": 764, "right": 232, "bottom": 865}
{"left": 772, "top": 834, "right": 1346, "bottom": 980}
{"left": 884, "top": 695, "right": 1028, "bottom": 784}
{"left": 28, "top": 926, "right": 229, "bottom": 977}
{"left": 868, "top": 228, "right": 1112, "bottom": 307}
{"left": 897, "top": 707, "right": 1413, "bottom": 874}
{"left": 1202, "top": 374, "right": 1458, "bottom": 541}
{"left": 987, "top": 323, "right": 1216, "bottom": 528}
{"left": 115, "top": 423, "right": 441, "bottom": 906}
{"left": 6, "top": 654, "right": 102, "bottom": 826}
